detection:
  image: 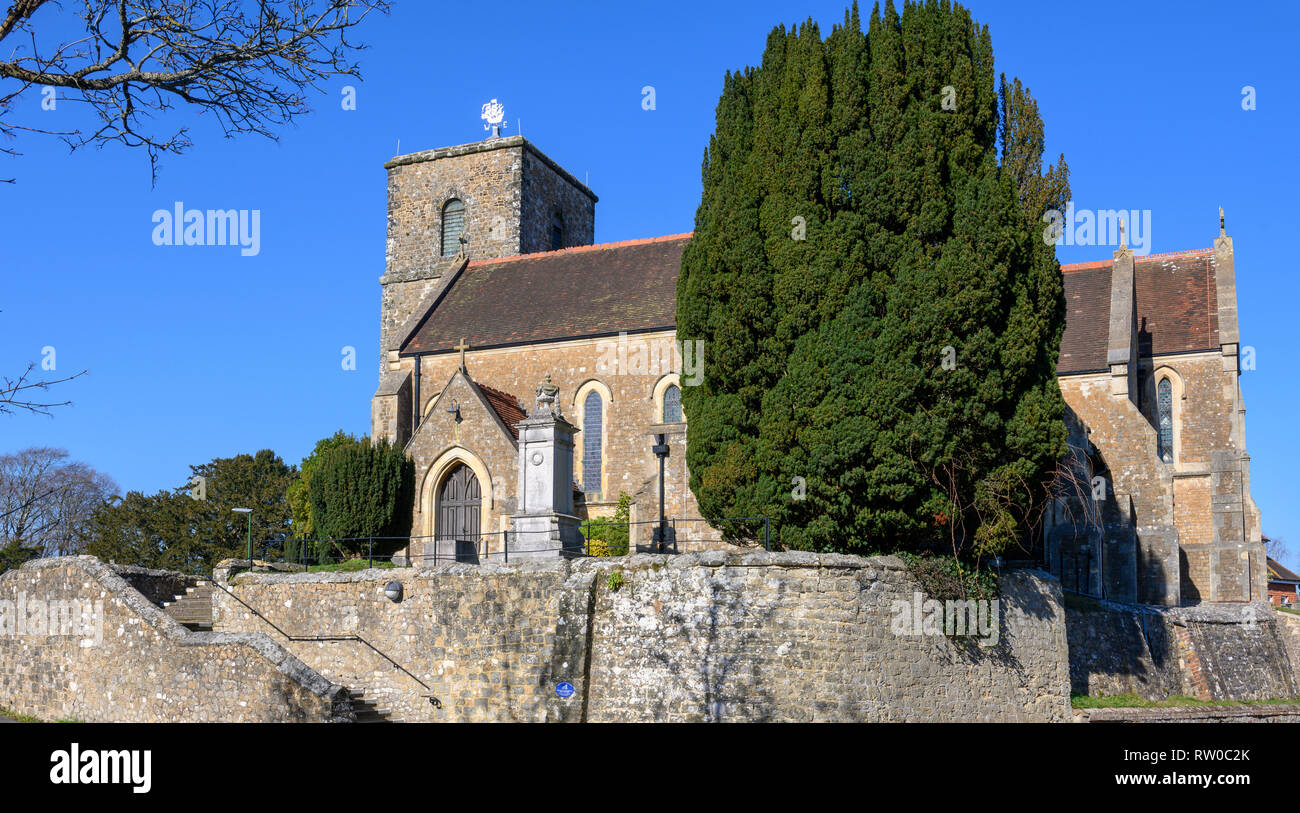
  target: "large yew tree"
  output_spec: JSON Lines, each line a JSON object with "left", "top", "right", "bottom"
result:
{"left": 677, "top": 1, "right": 1070, "bottom": 559}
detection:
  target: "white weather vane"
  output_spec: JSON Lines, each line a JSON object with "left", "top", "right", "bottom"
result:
{"left": 481, "top": 99, "right": 507, "bottom": 138}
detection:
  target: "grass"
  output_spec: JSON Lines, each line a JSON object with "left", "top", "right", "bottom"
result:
{"left": 0, "top": 706, "right": 40, "bottom": 723}
{"left": 306, "top": 558, "right": 398, "bottom": 573}
{"left": 1276, "top": 605, "right": 1300, "bottom": 616}
{"left": 1072, "top": 693, "right": 1300, "bottom": 709}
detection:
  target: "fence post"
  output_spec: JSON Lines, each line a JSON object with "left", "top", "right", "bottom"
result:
{"left": 368, "top": 537, "right": 373, "bottom": 570}
{"left": 764, "top": 517, "right": 770, "bottom": 552}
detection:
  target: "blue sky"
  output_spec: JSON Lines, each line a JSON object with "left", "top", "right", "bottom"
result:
{"left": 3, "top": 1, "right": 1297, "bottom": 565}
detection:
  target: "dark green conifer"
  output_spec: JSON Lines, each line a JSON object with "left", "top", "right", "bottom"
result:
{"left": 677, "top": 1, "right": 1070, "bottom": 559}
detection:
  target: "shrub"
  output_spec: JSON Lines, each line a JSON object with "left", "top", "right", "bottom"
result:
{"left": 582, "top": 492, "right": 631, "bottom": 557}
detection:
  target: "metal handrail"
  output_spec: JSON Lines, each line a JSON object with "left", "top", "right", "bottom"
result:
{"left": 205, "top": 571, "right": 433, "bottom": 694}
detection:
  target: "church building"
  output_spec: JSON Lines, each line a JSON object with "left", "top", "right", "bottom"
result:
{"left": 370, "top": 132, "right": 1265, "bottom": 605}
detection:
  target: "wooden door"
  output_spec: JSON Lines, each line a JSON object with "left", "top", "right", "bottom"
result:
{"left": 438, "top": 463, "right": 481, "bottom": 563}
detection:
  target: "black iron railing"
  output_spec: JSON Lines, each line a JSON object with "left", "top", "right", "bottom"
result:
{"left": 247, "top": 515, "right": 773, "bottom": 570}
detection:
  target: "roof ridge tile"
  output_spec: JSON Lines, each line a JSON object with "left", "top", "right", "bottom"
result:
{"left": 466, "top": 232, "right": 693, "bottom": 269}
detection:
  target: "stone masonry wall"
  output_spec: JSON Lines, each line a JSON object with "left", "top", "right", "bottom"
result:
{"left": 0, "top": 557, "right": 350, "bottom": 722}
{"left": 1056, "top": 349, "right": 1265, "bottom": 605}
{"left": 1066, "top": 597, "right": 1297, "bottom": 702}
{"left": 213, "top": 553, "right": 1072, "bottom": 722}
{"left": 520, "top": 148, "right": 596, "bottom": 253}
{"left": 1059, "top": 373, "right": 1179, "bottom": 605}
{"left": 1269, "top": 611, "right": 1300, "bottom": 683}
{"left": 384, "top": 140, "right": 526, "bottom": 278}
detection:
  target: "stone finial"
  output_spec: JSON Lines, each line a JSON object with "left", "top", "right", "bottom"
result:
{"left": 533, "top": 373, "right": 560, "bottom": 416}
{"left": 1220, "top": 206, "right": 1226, "bottom": 237}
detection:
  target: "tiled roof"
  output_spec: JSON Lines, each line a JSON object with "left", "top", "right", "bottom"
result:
{"left": 401, "top": 235, "right": 1222, "bottom": 377}
{"left": 1268, "top": 557, "right": 1300, "bottom": 583}
{"left": 476, "top": 382, "right": 526, "bottom": 440}
{"left": 1058, "top": 249, "right": 1220, "bottom": 374}
{"left": 401, "top": 234, "right": 689, "bottom": 356}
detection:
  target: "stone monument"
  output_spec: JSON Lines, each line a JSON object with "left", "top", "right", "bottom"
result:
{"left": 509, "top": 375, "right": 583, "bottom": 558}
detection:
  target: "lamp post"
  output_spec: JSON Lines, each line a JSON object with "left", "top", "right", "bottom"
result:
{"left": 232, "top": 507, "right": 253, "bottom": 562}
{"left": 652, "top": 433, "right": 669, "bottom": 553}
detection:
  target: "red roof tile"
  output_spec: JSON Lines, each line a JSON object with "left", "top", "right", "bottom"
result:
{"left": 1269, "top": 557, "right": 1300, "bottom": 583}
{"left": 1059, "top": 250, "right": 1220, "bottom": 374}
{"left": 476, "top": 382, "right": 526, "bottom": 440}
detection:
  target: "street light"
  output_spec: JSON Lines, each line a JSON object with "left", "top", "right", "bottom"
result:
{"left": 232, "top": 507, "right": 253, "bottom": 562}
{"left": 652, "top": 433, "right": 669, "bottom": 553}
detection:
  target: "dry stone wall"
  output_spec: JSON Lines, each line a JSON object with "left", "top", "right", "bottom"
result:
{"left": 214, "top": 552, "right": 1073, "bottom": 722}
{"left": 1066, "top": 597, "right": 1298, "bottom": 701}
{"left": 0, "top": 557, "right": 350, "bottom": 722}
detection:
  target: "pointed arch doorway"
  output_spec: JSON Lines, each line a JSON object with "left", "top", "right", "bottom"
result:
{"left": 438, "top": 463, "right": 481, "bottom": 563}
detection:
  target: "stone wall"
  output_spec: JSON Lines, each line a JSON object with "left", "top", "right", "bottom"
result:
{"left": 0, "top": 557, "right": 350, "bottom": 722}
{"left": 213, "top": 553, "right": 1072, "bottom": 722}
{"left": 1270, "top": 611, "right": 1300, "bottom": 682}
{"left": 1079, "top": 705, "right": 1300, "bottom": 723}
{"left": 1055, "top": 358, "right": 1266, "bottom": 604}
{"left": 520, "top": 148, "right": 596, "bottom": 253}
{"left": 384, "top": 138, "right": 526, "bottom": 277}
{"left": 1066, "top": 597, "right": 1298, "bottom": 702}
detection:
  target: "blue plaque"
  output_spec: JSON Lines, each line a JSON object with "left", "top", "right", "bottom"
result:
{"left": 556, "top": 681, "right": 575, "bottom": 698}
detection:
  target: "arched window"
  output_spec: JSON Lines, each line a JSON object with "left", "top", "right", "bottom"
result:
{"left": 441, "top": 199, "right": 465, "bottom": 257}
{"left": 550, "top": 211, "right": 564, "bottom": 251}
{"left": 662, "top": 384, "right": 682, "bottom": 423}
{"left": 1157, "top": 377, "right": 1173, "bottom": 463}
{"left": 582, "top": 390, "right": 603, "bottom": 492}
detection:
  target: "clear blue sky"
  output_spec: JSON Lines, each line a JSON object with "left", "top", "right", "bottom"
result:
{"left": 3, "top": 1, "right": 1297, "bottom": 565}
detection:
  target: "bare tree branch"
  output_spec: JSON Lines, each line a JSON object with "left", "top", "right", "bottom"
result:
{"left": 0, "top": 0, "right": 389, "bottom": 184}
{"left": 1, "top": 446, "right": 118, "bottom": 557}
{"left": 0, "top": 360, "right": 88, "bottom": 415}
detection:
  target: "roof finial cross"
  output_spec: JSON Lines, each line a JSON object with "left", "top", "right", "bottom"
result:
{"left": 454, "top": 337, "right": 470, "bottom": 372}
{"left": 1118, "top": 217, "right": 1126, "bottom": 249}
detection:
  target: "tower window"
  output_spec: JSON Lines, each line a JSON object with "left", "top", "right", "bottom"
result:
{"left": 550, "top": 211, "right": 564, "bottom": 251}
{"left": 441, "top": 199, "right": 465, "bottom": 257}
{"left": 582, "top": 390, "right": 603, "bottom": 492}
{"left": 662, "top": 384, "right": 682, "bottom": 423}
{"left": 1157, "top": 377, "right": 1173, "bottom": 463}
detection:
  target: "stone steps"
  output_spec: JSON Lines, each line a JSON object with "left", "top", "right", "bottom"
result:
{"left": 350, "top": 689, "right": 399, "bottom": 723}
{"left": 162, "top": 582, "right": 214, "bottom": 631}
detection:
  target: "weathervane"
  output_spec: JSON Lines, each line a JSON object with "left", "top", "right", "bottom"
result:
{"left": 481, "top": 99, "right": 507, "bottom": 138}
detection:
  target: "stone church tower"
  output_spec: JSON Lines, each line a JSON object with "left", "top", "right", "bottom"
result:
{"left": 376, "top": 135, "right": 596, "bottom": 399}
{"left": 372, "top": 134, "right": 707, "bottom": 562}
